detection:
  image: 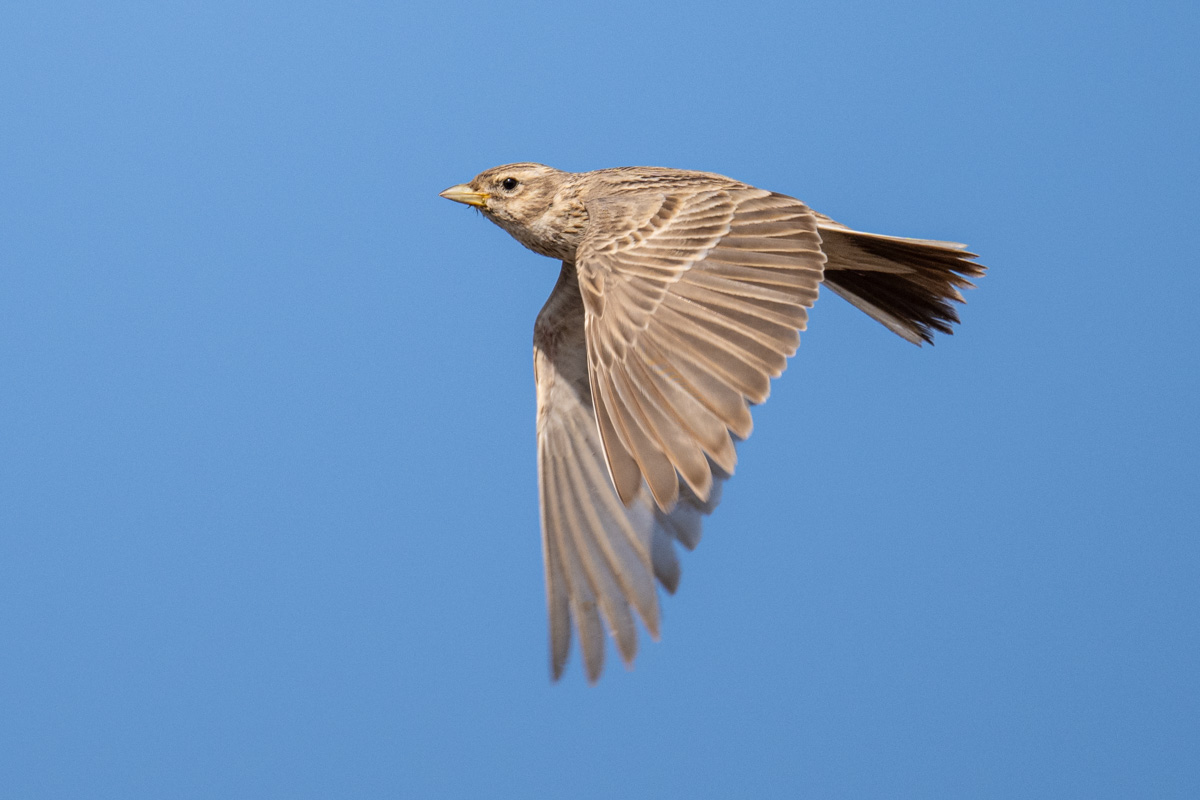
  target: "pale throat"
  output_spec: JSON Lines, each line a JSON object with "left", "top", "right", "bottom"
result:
{"left": 526, "top": 214, "right": 583, "bottom": 261}
{"left": 495, "top": 193, "right": 586, "bottom": 262}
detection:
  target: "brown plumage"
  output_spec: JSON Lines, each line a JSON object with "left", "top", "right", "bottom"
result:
{"left": 440, "top": 164, "right": 985, "bottom": 682}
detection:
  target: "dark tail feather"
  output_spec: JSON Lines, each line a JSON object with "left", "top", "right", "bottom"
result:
{"left": 817, "top": 222, "right": 986, "bottom": 346}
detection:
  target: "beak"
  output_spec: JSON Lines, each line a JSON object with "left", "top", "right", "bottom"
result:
{"left": 439, "top": 184, "right": 489, "bottom": 208}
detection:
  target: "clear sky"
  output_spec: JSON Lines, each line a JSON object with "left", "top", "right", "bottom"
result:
{"left": 3, "top": 2, "right": 1198, "bottom": 797}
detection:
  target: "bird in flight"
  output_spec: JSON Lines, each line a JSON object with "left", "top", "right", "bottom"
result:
{"left": 440, "top": 163, "right": 984, "bottom": 683}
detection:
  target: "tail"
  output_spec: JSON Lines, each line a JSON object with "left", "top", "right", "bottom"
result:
{"left": 816, "top": 216, "right": 986, "bottom": 346}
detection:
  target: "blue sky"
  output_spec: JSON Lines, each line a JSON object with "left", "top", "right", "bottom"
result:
{"left": 2, "top": 1, "right": 1198, "bottom": 797}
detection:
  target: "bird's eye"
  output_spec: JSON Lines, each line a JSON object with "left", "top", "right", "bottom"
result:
{"left": 501, "top": 177, "right": 519, "bottom": 191}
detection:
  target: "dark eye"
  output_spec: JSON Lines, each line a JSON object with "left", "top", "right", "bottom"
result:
{"left": 501, "top": 177, "right": 519, "bottom": 191}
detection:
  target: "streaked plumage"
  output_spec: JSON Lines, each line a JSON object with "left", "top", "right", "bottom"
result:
{"left": 440, "top": 164, "right": 984, "bottom": 682}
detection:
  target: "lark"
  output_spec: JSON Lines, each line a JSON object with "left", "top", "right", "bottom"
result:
{"left": 441, "top": 164, "right": 984, "bottom": 682}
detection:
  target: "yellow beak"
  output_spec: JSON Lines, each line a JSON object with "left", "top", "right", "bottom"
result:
{"left": 439, "top": 184, "right": 490, "bottom": 208}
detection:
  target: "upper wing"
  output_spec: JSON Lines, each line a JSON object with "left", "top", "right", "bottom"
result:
{"left": 577, "top": 188, "right": 826, "bottom": 511}
{"left": 534, "top": 264, "right": 720, "bottom": 682}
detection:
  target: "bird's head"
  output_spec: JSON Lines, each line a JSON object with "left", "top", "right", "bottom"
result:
{"left": 439, "top": 163, "right": 568, "bottom": 221}
{"left": 440, "top": 163, "right": 579, "bottom": 258}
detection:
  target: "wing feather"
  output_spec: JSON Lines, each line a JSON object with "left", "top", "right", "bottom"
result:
{"left": 598, "top": 366, "right": 680, "bottom": 509}
{"left": 625, "top": 354, "right": 737, "bottom": 475}
{"left": 672, "top": 277, "right": 810, "bottom": 330}
{"left": 553, "top": 466, "right": 638, "bottom": 666}
{"left": 534, "top": 265, "right": 722, "bottom": 681}
{"left": 540, "top": 452, "right": 606, "bottom": 681}
{"left": 637, "top": 336, "right": 755, "bottom": 438}
{"left": 576, "top": 188, "right": 824, "bottom": 511}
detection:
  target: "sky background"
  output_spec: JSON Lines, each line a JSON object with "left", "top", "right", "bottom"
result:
{"left": 2, "top": 1, "right": 1198, "bottom": 797}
